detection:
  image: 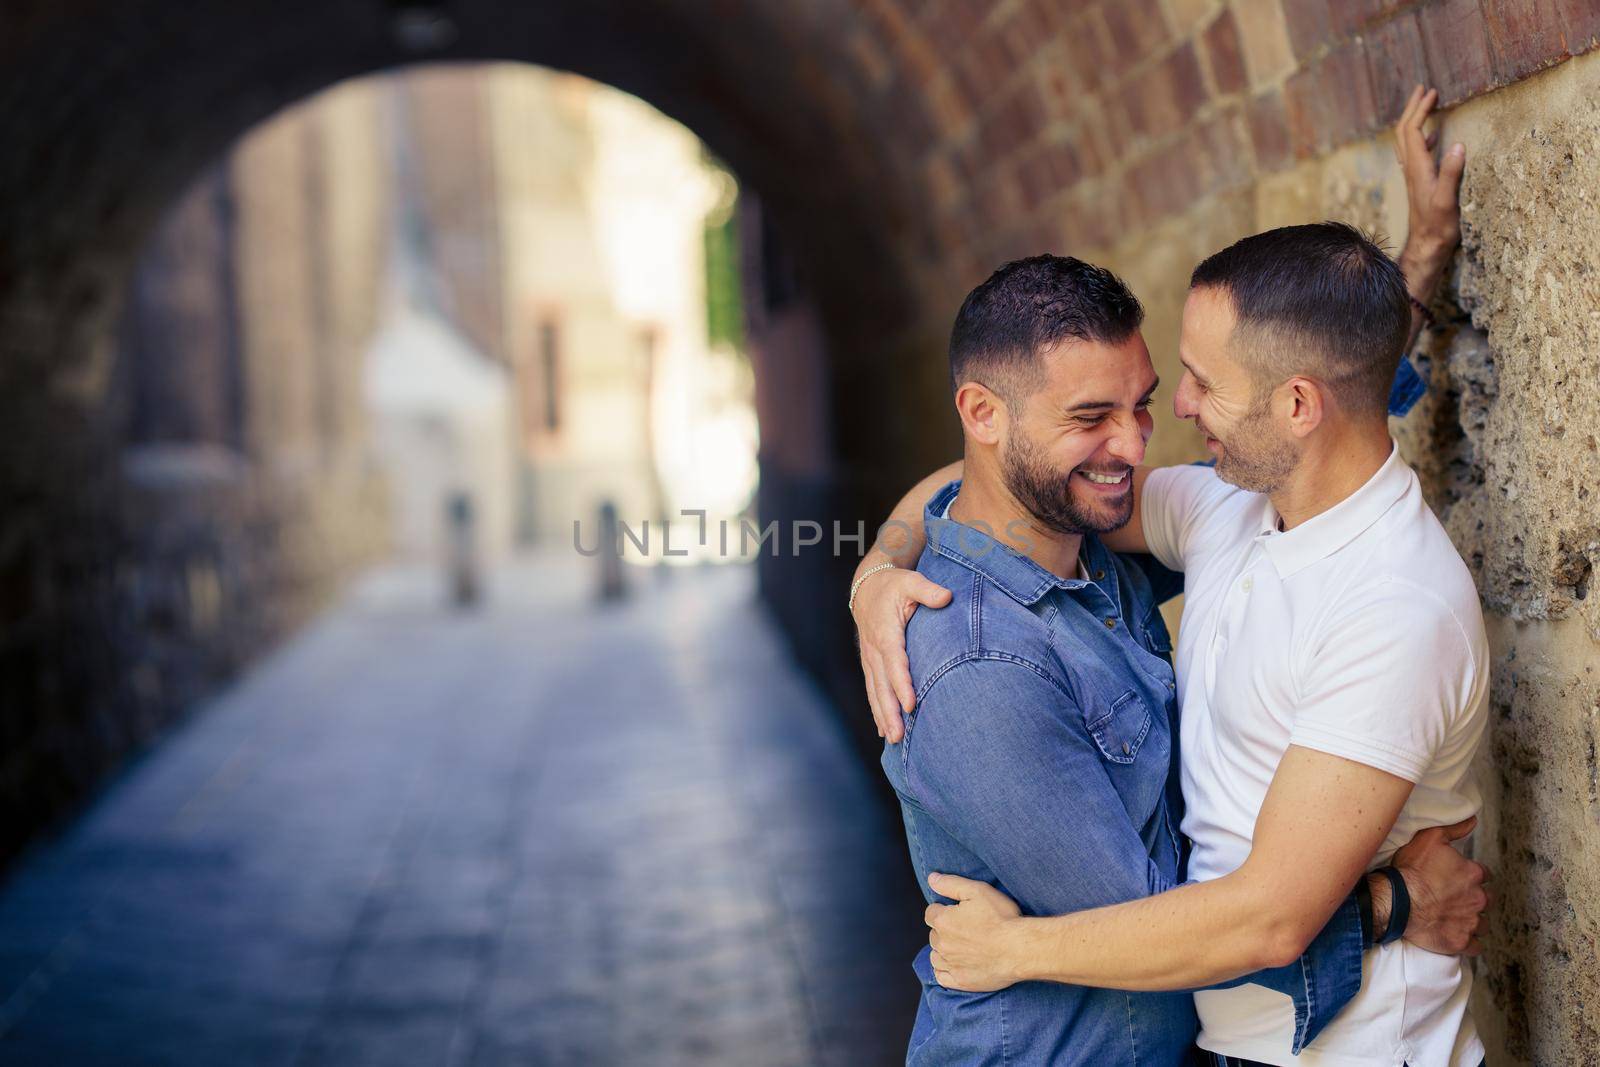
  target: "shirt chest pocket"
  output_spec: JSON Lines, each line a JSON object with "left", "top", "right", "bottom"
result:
{"left": 1085, "top": 689, "right": 1153, "bottom": 764}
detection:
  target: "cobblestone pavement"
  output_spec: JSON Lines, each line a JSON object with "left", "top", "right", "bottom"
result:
{"left": 0, "top": 560, "right": 924, "bottom": 1066}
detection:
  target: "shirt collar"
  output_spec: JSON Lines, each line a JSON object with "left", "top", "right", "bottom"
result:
{"left": 923, "top": 479, "right": 1112, "bottom": 606}
{"left": 1255, "top": 441, "right": 1414, "bottom": 579}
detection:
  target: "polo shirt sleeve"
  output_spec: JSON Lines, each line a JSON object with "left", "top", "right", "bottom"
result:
{"left": 1288, "top": 581, "right": 1478, "bottom": 782}
{"left": 1140, "top": 463, "right": 1237, "bottom": 572}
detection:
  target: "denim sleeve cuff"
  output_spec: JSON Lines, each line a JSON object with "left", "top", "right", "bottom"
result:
{"left": 1147, "top": 857, "right": 1178, "bottom": 896}
{"left": 1387, "top": 354, "right": 1427, "bottom": 417}
{"left": 1206, "top": 893, "right": 1365, "bottom": 1053}
{"left": 1291, "top": 894, "right": 1366, "bottom": 1052}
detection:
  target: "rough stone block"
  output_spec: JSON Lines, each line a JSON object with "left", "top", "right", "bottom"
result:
{"left": 1060, "top": 11, "right": 1110, "bottom": 93}
{"left": 1285, "top": 34, "right": 1384, "bottom": 154}
{"left": 1365, "top": 11, "right": 1431, "bottom": 123}
{"left": 1166, "top": 0, "right": 1222, "bottom": 35}
{"left": 1202, "top": 8, "right": 1250, "bottom": 95}
{"left": 1099, "top": 0, "right": 1172, "bottom": 64}
{"left": 1128, "top": 134, "right": 1206, "bottom": 220}
{"left": 1231, "top": 0, "right": 1298, "bottom": 86}
{"left": 1483, "top": 0, "right": 1571, "bottom": 82}
{"left": 1421, "top": 0, "right": 1497, "bottom": 105}
{"left": 1246, "top": 87, "right": 1293, "bottom": 171}
{"left": 1280, "top": 0, "right": 1336, "bottom": 58}
{"left": 1329, "top": 0, "right": 1396, "bottom": 35}
{"left": 1121, "top": 41, "right": 1208, "bottom": 142}
{"left": 1194, "top": 107, "right": 1253, "bottom": 194}
{"left": 1561, "top": 0, "right": 1600, "bottom": 54}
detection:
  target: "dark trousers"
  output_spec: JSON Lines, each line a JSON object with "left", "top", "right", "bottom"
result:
{"left": 1197, "top": 1052, "right": 1487, "bottom": 1067}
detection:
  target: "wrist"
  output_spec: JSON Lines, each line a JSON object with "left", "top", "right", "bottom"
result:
{"left": 854, "top": 547, "right": 893, "bottom": 583}
{"left": 1366, "top": 871, "right": 1393, "bottom": 944}
{"left": 998, "top": 916, "right": 1040, "bottom": 984}
{"left": 1399, "top": 244, "right": 1449, "bottom": 296}
{"left": 849, "top": 560, "right": 897, "bottom": 618}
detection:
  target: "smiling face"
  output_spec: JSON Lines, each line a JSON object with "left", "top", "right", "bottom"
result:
{"left": 999, "top": 332, "right": 1158, "bottom": 535}
{"left": 1172, "top": 286, "right": 1301, "bottom": 494}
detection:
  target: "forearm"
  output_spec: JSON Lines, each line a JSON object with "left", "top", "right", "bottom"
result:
{"left": 1003, "top": 872, "right": 1308, "bottom": 991}
{"left": 853, "top": 459, "right": 962, "bottom": 578}
{"left": 1398, "top": 239, "right": 1451, "bottom": 350}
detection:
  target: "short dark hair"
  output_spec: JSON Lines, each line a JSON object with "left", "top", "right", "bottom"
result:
{"left": 949, "top": 254, "right": 1144, "bottom": 402}
{"left": 1188, "top": 222, "right": 1410, "bottom": 415}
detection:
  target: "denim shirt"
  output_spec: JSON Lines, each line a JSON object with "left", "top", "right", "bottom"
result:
{"left": 881, "top": 481, "right": 1362, "bottom": 1066}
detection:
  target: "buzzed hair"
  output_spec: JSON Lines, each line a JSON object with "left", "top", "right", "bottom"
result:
{"left": 949, "top": 254, "right": 1144, "bottom": 404}
{"left": 1189, "top": 222, "right": 1411, "bottom": 416}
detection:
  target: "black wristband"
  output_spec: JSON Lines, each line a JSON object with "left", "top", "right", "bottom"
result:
{"left": 1355, "top": 874, "right": 1376, "bottom": 947}
{"left": 1377, "top": 866, "right": 1409, "bottom": 945}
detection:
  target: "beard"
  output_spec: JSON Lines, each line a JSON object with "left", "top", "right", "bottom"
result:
{"left": 1000, "top": 428, "right": 1134, "bottom": 536}
{"left": 1203, "top": 391, "right": 1301, "bottom": 494}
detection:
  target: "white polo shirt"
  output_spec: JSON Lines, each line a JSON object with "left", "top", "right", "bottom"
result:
{"left": 1142, "top": 444, "right": 1489, "bottom": 1067}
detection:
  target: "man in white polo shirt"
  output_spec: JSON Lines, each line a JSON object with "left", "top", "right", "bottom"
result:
{"left": 849, "top": 94, "right": 1488, "bottom": 1065}
{"left": 1122, "top": 220, "right": 1488, "bottom": 1066}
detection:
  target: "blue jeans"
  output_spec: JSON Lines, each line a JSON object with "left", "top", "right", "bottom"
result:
{"left": 1199, "top": 1054, "right": 1487, "bottom": 1067}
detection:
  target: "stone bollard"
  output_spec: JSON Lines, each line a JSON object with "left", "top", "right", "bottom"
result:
{"left": 598, "top": 500, "right": 625, "bottom": 601}
{"left": 446, "top": 492, "right": 480, "bottom": 608}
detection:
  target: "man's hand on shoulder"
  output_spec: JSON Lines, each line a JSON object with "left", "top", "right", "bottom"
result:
{"left": 853, "top": 565, "right": 952, "bottom": 743}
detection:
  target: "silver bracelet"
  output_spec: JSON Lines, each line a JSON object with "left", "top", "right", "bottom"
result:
{"left": 849, "top": 562, "right": 898, "bottom": 615}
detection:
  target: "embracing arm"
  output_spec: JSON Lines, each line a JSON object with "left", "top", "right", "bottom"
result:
{"left": 850, "top": 460, "right": 960, "bottom": 739}
{"left": 932, "top": 746, "right": 1414, "bottom": 990}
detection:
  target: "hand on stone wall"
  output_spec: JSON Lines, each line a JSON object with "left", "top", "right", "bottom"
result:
{"left": 1395, "top": 86, "right": 1467, "bottom": 279}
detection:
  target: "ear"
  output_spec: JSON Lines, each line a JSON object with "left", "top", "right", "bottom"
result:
{"left": 1282, "top": 376, "right": 1326, "bottom": 438}
{"left": 955, "top": 381, "right": 1007, "bottom": 445}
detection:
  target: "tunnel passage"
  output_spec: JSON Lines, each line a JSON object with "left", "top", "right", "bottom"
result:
{"left": 0, "top": 0, "right": 962, "bottom": 868}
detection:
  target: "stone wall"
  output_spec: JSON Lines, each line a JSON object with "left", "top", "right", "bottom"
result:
{"left": 1394, "top": 59, "right": 1600, "bottom": 1062}
{"left": 1083, "top": 52, "right": 1600, "bottom": 1064}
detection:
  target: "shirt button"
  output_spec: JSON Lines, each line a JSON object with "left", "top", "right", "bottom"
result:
{"left": 1104, "top": 618, "right": 1116, "bottom": 629}
{"left": 1121, "top": 742, "right": 1132, "bottom": 756}
{"left": 1094, "top": 570, "right": 1105, "bottom": 581}
{"left": 1241, "top": 576, "right": 1253, "bottom": 592}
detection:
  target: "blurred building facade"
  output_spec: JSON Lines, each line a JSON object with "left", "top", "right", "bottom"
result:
{"left": 390, "top": 64, "right": 756, "bottom": 555}
{"left": 106, "top": 80, "right": 392, "bottom": 800}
